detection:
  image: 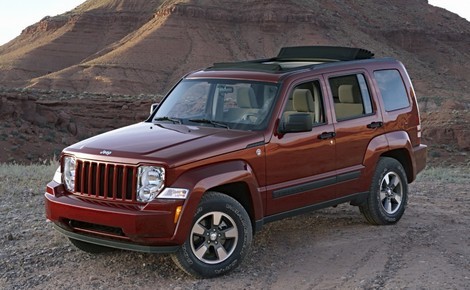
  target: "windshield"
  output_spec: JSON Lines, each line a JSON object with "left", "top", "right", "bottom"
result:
{"left": 152, "top": 79, "right": 279, "bottom": 131}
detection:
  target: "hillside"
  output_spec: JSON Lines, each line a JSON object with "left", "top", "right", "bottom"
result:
{"left": 0, "top": 0, "right": 468, "bottom": 164}
{"left": 0, "top": 0, "right": 469, "bottom": 96}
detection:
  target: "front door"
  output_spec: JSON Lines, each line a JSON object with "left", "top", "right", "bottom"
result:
{"left": 265, "top": 79, "right": 337, "bottom": 215}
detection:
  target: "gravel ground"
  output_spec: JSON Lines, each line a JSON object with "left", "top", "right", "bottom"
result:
{"left": 0, "top": 165, "right": 469, "bottom": 289}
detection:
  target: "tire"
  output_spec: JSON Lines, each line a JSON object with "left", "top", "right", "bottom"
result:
{"left": 69, "top": 238, "right": 115, "bottom": 254}
{"left": 171, "top": 192, "right": 253, "bottom": 278}
{"left": 360, "top": 157, "right": 408, "bottom": 225}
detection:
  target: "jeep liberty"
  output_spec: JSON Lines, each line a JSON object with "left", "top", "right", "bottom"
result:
{"left": 45, "top": 46, "right": 427, "bottom": 278}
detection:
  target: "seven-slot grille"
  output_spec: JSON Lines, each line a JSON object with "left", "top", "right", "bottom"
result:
{"left": 74, "top": 160, "right": 137, "bottom": 202}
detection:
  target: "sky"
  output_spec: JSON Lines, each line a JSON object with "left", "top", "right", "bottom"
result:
{"left": 0, "top": 0, "right": 469, "bottom": 46}
{"left": 0, "top": 0, "right": 86, "bottom": 45}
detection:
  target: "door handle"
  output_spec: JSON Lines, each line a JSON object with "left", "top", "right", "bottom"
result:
{"left": 367, "top": 121, "right": 383, "bottom": 129}
{"left": 318, "top": 132, "right": 336, "bottom": 140}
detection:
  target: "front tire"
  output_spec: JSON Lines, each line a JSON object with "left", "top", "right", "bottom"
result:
{"left": 172, "top": 192, "right": 252, "bottom": 278}
{"left": 360, "top": 157, "right": 408, "bottom": 225}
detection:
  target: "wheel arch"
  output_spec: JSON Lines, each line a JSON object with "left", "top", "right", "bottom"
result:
{"left": 169, "top": 160, "right": 263, "bottom": 243}
{"left": 363, "top": 131, "right": 416, "bottom": 184}
{"left": 208, "top": 182, "right": 256, "bottom": 233}
{"left": 380, "top": 149, "right": 413, "bottom": 183}
{"left": 382, "top": 130, "right": 417, "bottom": 182}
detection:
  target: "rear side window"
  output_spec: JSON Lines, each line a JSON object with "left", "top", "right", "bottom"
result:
{"left": 329, "top": 74, "right": 373, "bottom": 121}
{"left": 374, "top": 70, "right": 410, "bottom": 111}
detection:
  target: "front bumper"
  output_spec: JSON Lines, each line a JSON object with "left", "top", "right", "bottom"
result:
{"left": 52, "top": 223, "right": 179, "bottom": 253}
{"left": 45, "top": 181, "right": 184, "bottom": 252}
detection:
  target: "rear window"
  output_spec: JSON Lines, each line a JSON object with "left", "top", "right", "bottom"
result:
{"left": 374, "top": 70, "right": 410, "bottom": 111}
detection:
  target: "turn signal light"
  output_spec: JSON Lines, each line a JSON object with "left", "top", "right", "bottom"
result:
{"left": 174, "top": 206, "right": 182, "bottom": 223}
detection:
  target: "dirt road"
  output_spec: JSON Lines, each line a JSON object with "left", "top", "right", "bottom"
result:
{"left": 1, "top": 166, "right": 469, "bottom": 289}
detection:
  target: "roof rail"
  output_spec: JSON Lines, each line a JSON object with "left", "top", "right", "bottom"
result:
{"left": 277, "top": 46, "right": 374, "bottom": 61}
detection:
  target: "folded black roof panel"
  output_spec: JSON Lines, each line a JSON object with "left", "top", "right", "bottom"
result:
{"left": 206, "top": 46, "right": 375, "bottom": 73}
{"left": 277, "top": 46, "right": 374, "bottom": 61}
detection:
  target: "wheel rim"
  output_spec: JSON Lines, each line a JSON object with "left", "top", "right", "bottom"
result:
{"left": 189, "top": 211, "right": 239, "bottom": 264}
{"left": 379, "top": 171, "right": 403, "bottom": 215}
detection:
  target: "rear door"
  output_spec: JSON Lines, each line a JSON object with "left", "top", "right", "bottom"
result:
{"left": 324, "top": 70, "right": 386, "bottom": 197}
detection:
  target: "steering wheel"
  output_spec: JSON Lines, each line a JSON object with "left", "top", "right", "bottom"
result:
{"left": 240, "top": 113, "right": 258, "bottom": 122}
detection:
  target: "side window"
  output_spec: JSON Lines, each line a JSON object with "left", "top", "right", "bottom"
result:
{"left": 282, "top": 80, "right": 325, "bottom": 125}
{"left": 329, "top": 74, "right": 373, "bottom": 121}
{"left": 374, "top": 70, "right": 410, "bottom": 111}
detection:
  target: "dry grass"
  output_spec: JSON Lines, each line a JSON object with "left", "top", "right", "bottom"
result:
{"left": 0, "top": 161, "right": 58, "bottom": 195}
{"left": 417, "top": 166, "right": 470, "bottom": 184}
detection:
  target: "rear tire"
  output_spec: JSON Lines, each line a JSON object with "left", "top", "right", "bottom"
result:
{"left": 360, "top": 157, "right": 408, "bottom": 225}
{"left": 172, "top": 192, "right": 252, "bottom": 278}
{"left": 69, "top": 238, "right": 115, "bottom": 254}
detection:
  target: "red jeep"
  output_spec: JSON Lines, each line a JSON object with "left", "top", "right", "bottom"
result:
{"left": 45, "top": 46, "right": 427, "bottom": 277}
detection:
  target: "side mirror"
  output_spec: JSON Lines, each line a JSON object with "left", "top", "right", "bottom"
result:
{"left": 279, "top": 113, "right": 313, "bottom": 134}
{"left": 150, "top": 103, "right": 159, "bottom": 115}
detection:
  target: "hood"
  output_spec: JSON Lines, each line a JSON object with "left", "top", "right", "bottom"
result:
{"left": 65, "top": 122, "right": 264, "bottom": 167}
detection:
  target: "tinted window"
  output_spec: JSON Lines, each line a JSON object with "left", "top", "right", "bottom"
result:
{"left": 329, "top": 74, "right": 373, "bottom": 121}
{"left": 374, "top": 70, "right": 410, "bottom": 111}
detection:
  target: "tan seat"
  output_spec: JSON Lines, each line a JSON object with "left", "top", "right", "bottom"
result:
{"left": 292, "top": 89, "right": 316, "bottom": 121}
{"left": 293, "top": 89, "right": 314, "bottom": 111}
{"left": 237, "top": 87, "right": 258, "bottom": 108}
{"left": 334, "top": 84, "right": 364, "bottom": 120}
{"left": 225, "top": 87, "right": 259, "bottom": 121}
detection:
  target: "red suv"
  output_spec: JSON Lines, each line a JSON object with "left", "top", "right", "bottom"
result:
{"left": 45, "top": 46, "right": 427, "bottom": 277}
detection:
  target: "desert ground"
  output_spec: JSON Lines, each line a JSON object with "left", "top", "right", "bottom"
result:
{"left": 1, "top": 164, "right": 468, "bottom": 289}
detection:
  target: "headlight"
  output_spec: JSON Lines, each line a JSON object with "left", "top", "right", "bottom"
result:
{"left": 137, "top": 166, "right": 165, "bottom": 202}
{"left": 63, "top": 156, "right": 76, "bottom": 192}
{"left": 53, "top": 166, "right": 62, "bottom": 184}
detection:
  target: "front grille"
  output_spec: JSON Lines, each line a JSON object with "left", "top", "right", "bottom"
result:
{"left": 74, "top": 160, "right": 137, "bottom": 202}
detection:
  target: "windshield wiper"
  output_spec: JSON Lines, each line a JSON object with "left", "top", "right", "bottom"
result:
{"left": 188, "top": 119, "right": 229, "bottom": 129}
{"left": 154, "top": 116, "right": 181, "bottom": 124}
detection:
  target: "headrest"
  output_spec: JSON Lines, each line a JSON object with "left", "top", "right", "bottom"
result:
{"left": 338, "top": 85, "right": 355, "bottom": 103}
{"left": 237, "top": 87, "right": 257, "bottom": 108}
{"left": 293, "top": 89, "right": 314, "bottom": 112}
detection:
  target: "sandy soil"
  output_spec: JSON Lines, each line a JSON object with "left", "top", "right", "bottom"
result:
{"left": 1, "top": 170, "right": 468, "bottom": 289}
